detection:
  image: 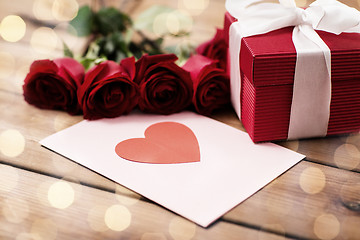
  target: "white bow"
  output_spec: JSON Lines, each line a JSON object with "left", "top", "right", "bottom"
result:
{"left": 226, "top": 0, "right": 360, "bottom": 139}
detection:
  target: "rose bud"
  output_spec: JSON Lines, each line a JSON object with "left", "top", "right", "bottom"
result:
{"left": 23, "top": 57, "right": 84, "bottom": 115}
{"left": 134, "top": 54, "right": 193, "bottom": 115}
{"left": 183, "top": 54, "right": 230, "bottom": 116}
{"left": 77, "top": 58, "right": 139, "bottom": 120}
{"left": 196, "top": 28, "right": 228, "bottom": 71}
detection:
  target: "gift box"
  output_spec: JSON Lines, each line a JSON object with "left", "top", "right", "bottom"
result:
{"left": 224, "top": 8, "right": 360, "bottom": 142}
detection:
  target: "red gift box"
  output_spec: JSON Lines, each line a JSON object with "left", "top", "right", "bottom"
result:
{"left": 224, "top": 12, "right": 360, "bottom": 142}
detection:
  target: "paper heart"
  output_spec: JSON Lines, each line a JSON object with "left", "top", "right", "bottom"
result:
{"left": 115, "top": 122, "right": 200, "bottom": 164}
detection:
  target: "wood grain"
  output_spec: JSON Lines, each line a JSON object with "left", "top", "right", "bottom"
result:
{"left": 0, "top": 163, "right": 292, "bottom": 240}
{"left": 1, "top": 88, "right": 359, "bottom": 239}
{"left": 1, "top": 0, "right": 360, "bottom": 239}
{"left": 224, "top": 161, "right": 360, "bottom": 239}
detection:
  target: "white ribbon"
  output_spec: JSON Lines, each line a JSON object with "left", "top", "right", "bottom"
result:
{"left": 226, "top": 0, "right": 360, "bottom": 139}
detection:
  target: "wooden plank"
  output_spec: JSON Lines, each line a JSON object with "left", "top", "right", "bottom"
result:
{"left": 0, "top": 90, "right": 120, "bottom": 193}
{"left": 279, "top": 136, "right": 360, "bottom": 172}
{"left": 224, "top": 161, "right": 360, "bottom": 240}
{"left": 3, "top": 89, "right": 360, "bottom": 239}
{"left": 0, "top": 41, "right": 63, "bottom": 94}
{"left": 2, "top": 89, "right": 360, "bottom": 239}
{"left": 1, "top": 0, "right": 360, "bottom": 239}
{"left": 0, "top": 163, "right": 292, "bottom": 240}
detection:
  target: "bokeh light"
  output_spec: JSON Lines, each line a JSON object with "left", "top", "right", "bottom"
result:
{"left": 0, "top": 165, "right": 19, "bottom": 192}
{"left": 31, "top": 218, "right": 58, "bottom": 240}
{"left": 299, "top": 167, "right": 326, "bottom": 194}
{"left": 30, "top": 27, "right": 58, "bottom": 54}
{"left": 15, "top": 64, "right": 31, "bottom": 89}
{"left": 33, "top": 0, "right": 56, "bottom": 20}
{"left": 104, "top": 205, "right": 131, "bottom": 231}
{"left": 153, "top": 13, "right": 176, "bottom": 36}
{"left": 47, "top": 180, "right": 75, "bottom": 209}
{"left": 166, "top": 13, "right": 180, "bottom": 35}
{"left": 2, "top": 197, "right": 29, "bottom": 223}
{"left": 153, "top": 10, "right": 193, "bottom": 37}
{"left": 334, "top": 144, "right": 360, "bottom": 170}
{"left": 168, "top": 216, "right": 196, "bottom": 240}
{"left": 37, "top": 181, "right": 53, "bottom": 207}
{"left": 0, "top": 15, "right": 26, "bottom": 42}
{"left": 52, "top": 0, "right": 79, "bottom": 21}
{"left": 174, "top": 10, "right": 193, "bottom": 33}
{"left": 0, "top": 129, "right": 25, "bottom": 158}
{"left": 313, "top": 214, "right": 340, "bottom": 240}
{"left": 0, "top": 52, "right": 16, "bottom": 79}
{"left": 54, "top": 23, "right": 79, "bottom": 49}
{"left": 180, "top": 0, "right": 210, "bottom": 15}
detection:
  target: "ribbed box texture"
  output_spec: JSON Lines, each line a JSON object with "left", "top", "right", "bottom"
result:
{"left": 225, "top": 12, "right": 360, "bottom": 142}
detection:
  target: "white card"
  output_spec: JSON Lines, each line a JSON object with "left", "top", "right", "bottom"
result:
{"left": 40, "top": 111, "right": 304, "bottom": 227}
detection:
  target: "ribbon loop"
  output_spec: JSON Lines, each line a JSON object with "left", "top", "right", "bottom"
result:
{"left": 294, "top": 8, "right": 306, "bottom": 25}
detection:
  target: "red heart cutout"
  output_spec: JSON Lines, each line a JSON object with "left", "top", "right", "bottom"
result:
{"left": 115, "top": 122, "right": 200, "bottom": 164}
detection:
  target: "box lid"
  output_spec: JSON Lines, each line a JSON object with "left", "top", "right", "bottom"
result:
{"left": 225, "top": 12, "right": 360, "bottom": 87}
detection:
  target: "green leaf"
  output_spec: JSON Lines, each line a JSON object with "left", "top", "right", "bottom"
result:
{"left": 94, "top": 7, "right": 132, "bottom": 35}
{"left": 80, "top": 57, "right": 107, "bottom": 71}
{"left": 69, "top": 5, "right": 94, "bottom": 37}
{"left": 93, "top": 32, "right": 132, "bottom": 62}
{"left": 154, "top": 37, "right": 163, "bottom": 46}
{"left": 128, "top": 42, "right": 143, "bottom": 59}
{"left": 103, "top": 38, "right": 116, "bottom": 54}
{"left": 165, "top": 42, "right": 195, "bottom": 65}
{"left": 84, "top": 42, "right": 101, "bottom": 59}
{"left": 124, "top": 28, "right": 134, "bottom": 44}
{"left": 80, "top": 58, "right": 95, "bottom": 70}
{"left": 63, "top": 42, "right": 74, "bottom": 58}
{"left": 94, "top": 57, "right": 107, "bottom": 65}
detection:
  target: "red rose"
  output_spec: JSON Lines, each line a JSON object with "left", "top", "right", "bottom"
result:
{"left": 196, "top": 28, "right": 228, "bottom": 71}
{"left": 134, "top": 54, "right": 193, "bottom": 114}
{"left": 23, "top": 57, "right": 84, "bottom": 115}
{"left": 77, "top": 58, "right": 139, "bottom": 120}
{"left": 183, "top": 55, "right": 230, "bottom": 116}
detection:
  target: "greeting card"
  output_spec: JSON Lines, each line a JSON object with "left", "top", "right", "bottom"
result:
{"left": 40, "top": 111, "right": 304, "bottom": 227}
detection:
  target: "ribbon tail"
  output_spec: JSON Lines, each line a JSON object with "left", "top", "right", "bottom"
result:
{"left": 229, "top": 23, "right": 243, "bottom": 119}
{"left": 288, "top": 25, "right": 331, "bottom": 139}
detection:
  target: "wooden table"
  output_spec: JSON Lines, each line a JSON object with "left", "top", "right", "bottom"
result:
{"left": 1, "top": 0, "right": 360, "bottom": 239}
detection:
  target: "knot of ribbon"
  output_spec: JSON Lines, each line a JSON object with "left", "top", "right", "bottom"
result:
{"left": 226, "top": 0, "right": 360, "bottom": 139}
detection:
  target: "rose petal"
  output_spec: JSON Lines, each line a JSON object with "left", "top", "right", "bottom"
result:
{"left": 23, "top": 58, "right": 84, "bottom": 115}
{"left": 78, "top": 60, "right": 139, "bottom": 120}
